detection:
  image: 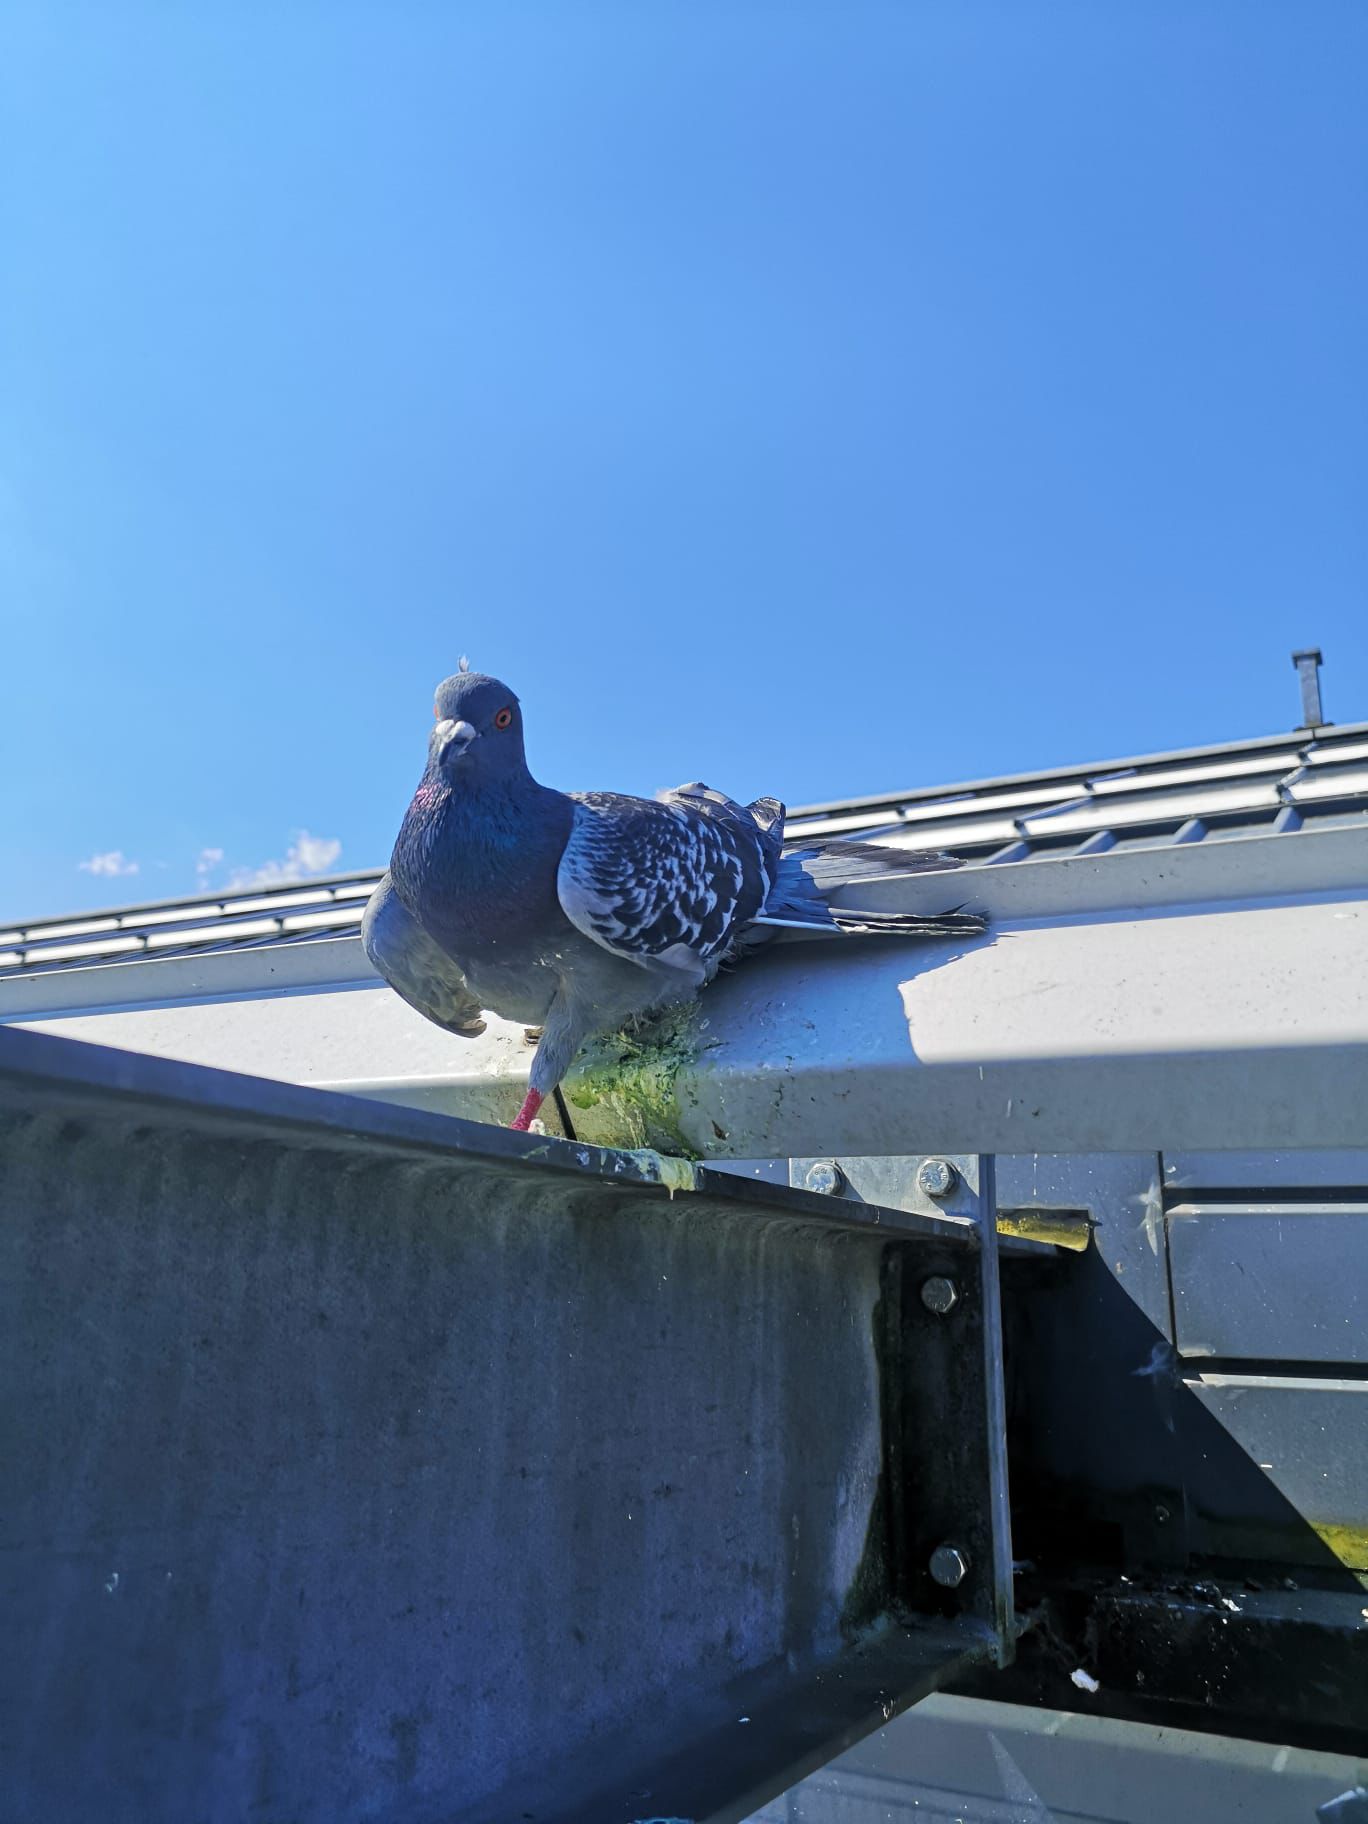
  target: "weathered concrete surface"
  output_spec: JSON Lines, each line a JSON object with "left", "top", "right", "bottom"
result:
{"left": 0, "top": 1029, "right": 955, "bottom": 1824}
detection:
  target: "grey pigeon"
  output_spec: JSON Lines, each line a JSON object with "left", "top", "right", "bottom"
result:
{"left": 364, "top": 667, "right": 986, "bottom": 1132}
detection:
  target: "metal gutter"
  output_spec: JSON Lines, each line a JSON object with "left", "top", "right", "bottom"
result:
{"left": 4, "top": 819, "right": 1363, "bottom": 1020}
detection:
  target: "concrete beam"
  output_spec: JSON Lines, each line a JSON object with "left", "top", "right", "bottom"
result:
{"left": 0, "top": 1025, "right": 1001, "bottom": 1823}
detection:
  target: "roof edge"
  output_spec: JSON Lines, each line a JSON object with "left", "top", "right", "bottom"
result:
{"left": 786, "top": 718, "right": 1365, "bottom": 819}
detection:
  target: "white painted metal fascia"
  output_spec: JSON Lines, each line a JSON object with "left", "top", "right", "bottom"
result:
{"left": 7, "top": 821, "right": 1367, "bottom": 1155}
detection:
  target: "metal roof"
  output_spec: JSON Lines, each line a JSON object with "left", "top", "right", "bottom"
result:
{"left": 0, "top": 874, "right": 381, "bottom": 981}
{"left": 4, "top": 716, "right": 1367, "bottom": 983}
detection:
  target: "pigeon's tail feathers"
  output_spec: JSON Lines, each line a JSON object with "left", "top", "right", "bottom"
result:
{"left": 819, "top": 903, "right": 987, "bottom": 938}
{"left": 781, "top": 836, "right": 964, "bottom": 888}
{"left": 752, "top": 903, "right": 988, "bottom": 939}
{"left": 755, "top": 841, "right": 987, "bottom": 942}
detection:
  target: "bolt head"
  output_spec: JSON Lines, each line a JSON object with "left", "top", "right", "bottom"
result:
{"left": 929, "top": 1544, "right": 969, "bottom": 1589}
{"left": 920, "top": 1276, "right": 959, "bottom": 1316}
{"left": 804, "top": 1159, "right": 845, "bottom": 1196}
{"left": 916, "top": 1158, "right": 957, "bottom": 1198}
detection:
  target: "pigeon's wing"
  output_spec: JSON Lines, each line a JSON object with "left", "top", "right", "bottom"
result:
{"left": 558, "top": 789, "right": 772, "bottom": 972}
{"left": 361, "top": 871, "right": 487, "bottom": 1036}
{"left": 666, "top": 781, "right": 785, "bottom": 881}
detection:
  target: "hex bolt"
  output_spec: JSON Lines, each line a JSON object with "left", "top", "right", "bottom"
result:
{"left": 916, "top": 1158, "right": 957, "bottom": 1198}
{"left": 920, "top": 1276, "right": 959, "bottom": 1316}
{"left": 804, "top": 1159, "right": 845, "bottom": 1196}
{"left": 929, "top": 1544, "right": 969, "bottom": 1589}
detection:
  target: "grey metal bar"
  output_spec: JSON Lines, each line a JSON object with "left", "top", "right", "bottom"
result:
{"left": 974, "top": 1154, "right": 1016, "bottom": 1664}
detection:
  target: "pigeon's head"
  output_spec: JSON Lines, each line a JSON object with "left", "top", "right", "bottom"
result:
{"left": 427, "top": 669, "right": 527, "bottom": 782}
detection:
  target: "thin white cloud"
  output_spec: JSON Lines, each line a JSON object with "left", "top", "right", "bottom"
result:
{"left": 195, "top": 846, "right": 224, "bottom": 883}
{"left": 292, "top": 832, "right": 343, "bottom": 874}
{"left": 78, "top": 850, "right": 140, "bottom": 878}
{"left": 226, "top": 830, "right": 343, "bottom": 891}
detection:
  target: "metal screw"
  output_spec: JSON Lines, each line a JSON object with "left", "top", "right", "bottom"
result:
{"left": 916, "top": 1158, "right": 957, "bottom": 1198}
{"left": 804, "top": 1159, "right": 845, "bottom": 1196}
{"left": 920, "top": 1276, "right": 959, "bottom": 1316}
{"left": 929, "top": 1544, "right": 969, "bottom": 1589}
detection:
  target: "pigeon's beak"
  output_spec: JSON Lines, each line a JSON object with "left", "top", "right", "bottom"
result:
{"left": 434, "top": 718, "right": 478, "bottom": 761}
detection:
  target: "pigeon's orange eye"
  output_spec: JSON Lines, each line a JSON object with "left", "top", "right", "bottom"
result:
{"left": 494, "top": 707, "right": 513, "bottom": 730}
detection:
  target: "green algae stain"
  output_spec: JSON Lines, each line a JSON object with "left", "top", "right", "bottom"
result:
{"left": 564, "top": 1003, "right": 716, "bottom": 1156}
{"left": 1312, "top": 1522, "right": 1368, "bottom": 1574}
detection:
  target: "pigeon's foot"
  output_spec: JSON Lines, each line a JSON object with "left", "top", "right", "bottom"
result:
{"left": 510, "top": 1088, "right": 545, "bottom": 1132}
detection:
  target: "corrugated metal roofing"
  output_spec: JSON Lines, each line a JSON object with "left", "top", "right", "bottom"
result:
{"left": 4, "top": 717, "right": 1367, "bottom": 981}
{"left": 785, "top": 719, "right": 1368, "bottom": 862}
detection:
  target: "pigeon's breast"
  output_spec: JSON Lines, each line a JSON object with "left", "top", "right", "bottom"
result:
{"left": 390, "top": 780, "right": 584, "bottom": 1022}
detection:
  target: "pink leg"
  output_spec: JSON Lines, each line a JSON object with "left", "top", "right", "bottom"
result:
{"left": 510, "top": 1088, "right": 545, "bottom": 1132}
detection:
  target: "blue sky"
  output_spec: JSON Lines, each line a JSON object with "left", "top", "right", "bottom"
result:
{"left": 4, "top": 1, "right": 1365, "bottom": 920}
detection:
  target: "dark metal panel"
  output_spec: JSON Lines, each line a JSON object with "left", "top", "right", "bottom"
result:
{"left": 1165, "top": 1151, "right": 1368, "bottom": 1193}
{"left": 1001, "top": 1250, "right": 1368, "bottom": 1578}
{"left": 0, "top": 1026, "right": 1000, "bottom": 1824}
{"left": 1184, "top": 1374, "right": 1368, "bottom": 1566}
{"left": 1169, "top": 1205, "right": 1368, "bottom": 1365}
{"left": 998, "top": 1153, "right": 1169, "bottom": 1336}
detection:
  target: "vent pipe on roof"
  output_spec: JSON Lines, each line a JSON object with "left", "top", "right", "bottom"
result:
{"left": 1292, "top": 647, "right": 1328, "bottom": 728}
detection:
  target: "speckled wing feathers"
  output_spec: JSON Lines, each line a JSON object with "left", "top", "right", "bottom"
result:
{"left": 557, "top": 786, "right": 776, "bottom": 969}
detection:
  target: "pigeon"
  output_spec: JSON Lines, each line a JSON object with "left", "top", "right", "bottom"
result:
{"left": 364, "top": 667, "right": 986, "bottom": 1133}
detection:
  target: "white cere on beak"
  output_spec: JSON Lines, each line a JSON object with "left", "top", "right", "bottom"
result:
{"left": 435, "top": 717, "right": 478, "bottom": 754}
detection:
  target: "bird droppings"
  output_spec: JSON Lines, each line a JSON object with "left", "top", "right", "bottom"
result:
{"left": 1070, "top": 1667, "right": 1100, "bottom": 1693}
{"left": 996, "top": 1209, "right": 1092, "bottom": 1250}
{"left": 617, "top": 1148, "right": 700, "bottom": 1199}
{"left": 565, "top": 1002, "right": 713, "bottom": 1154}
